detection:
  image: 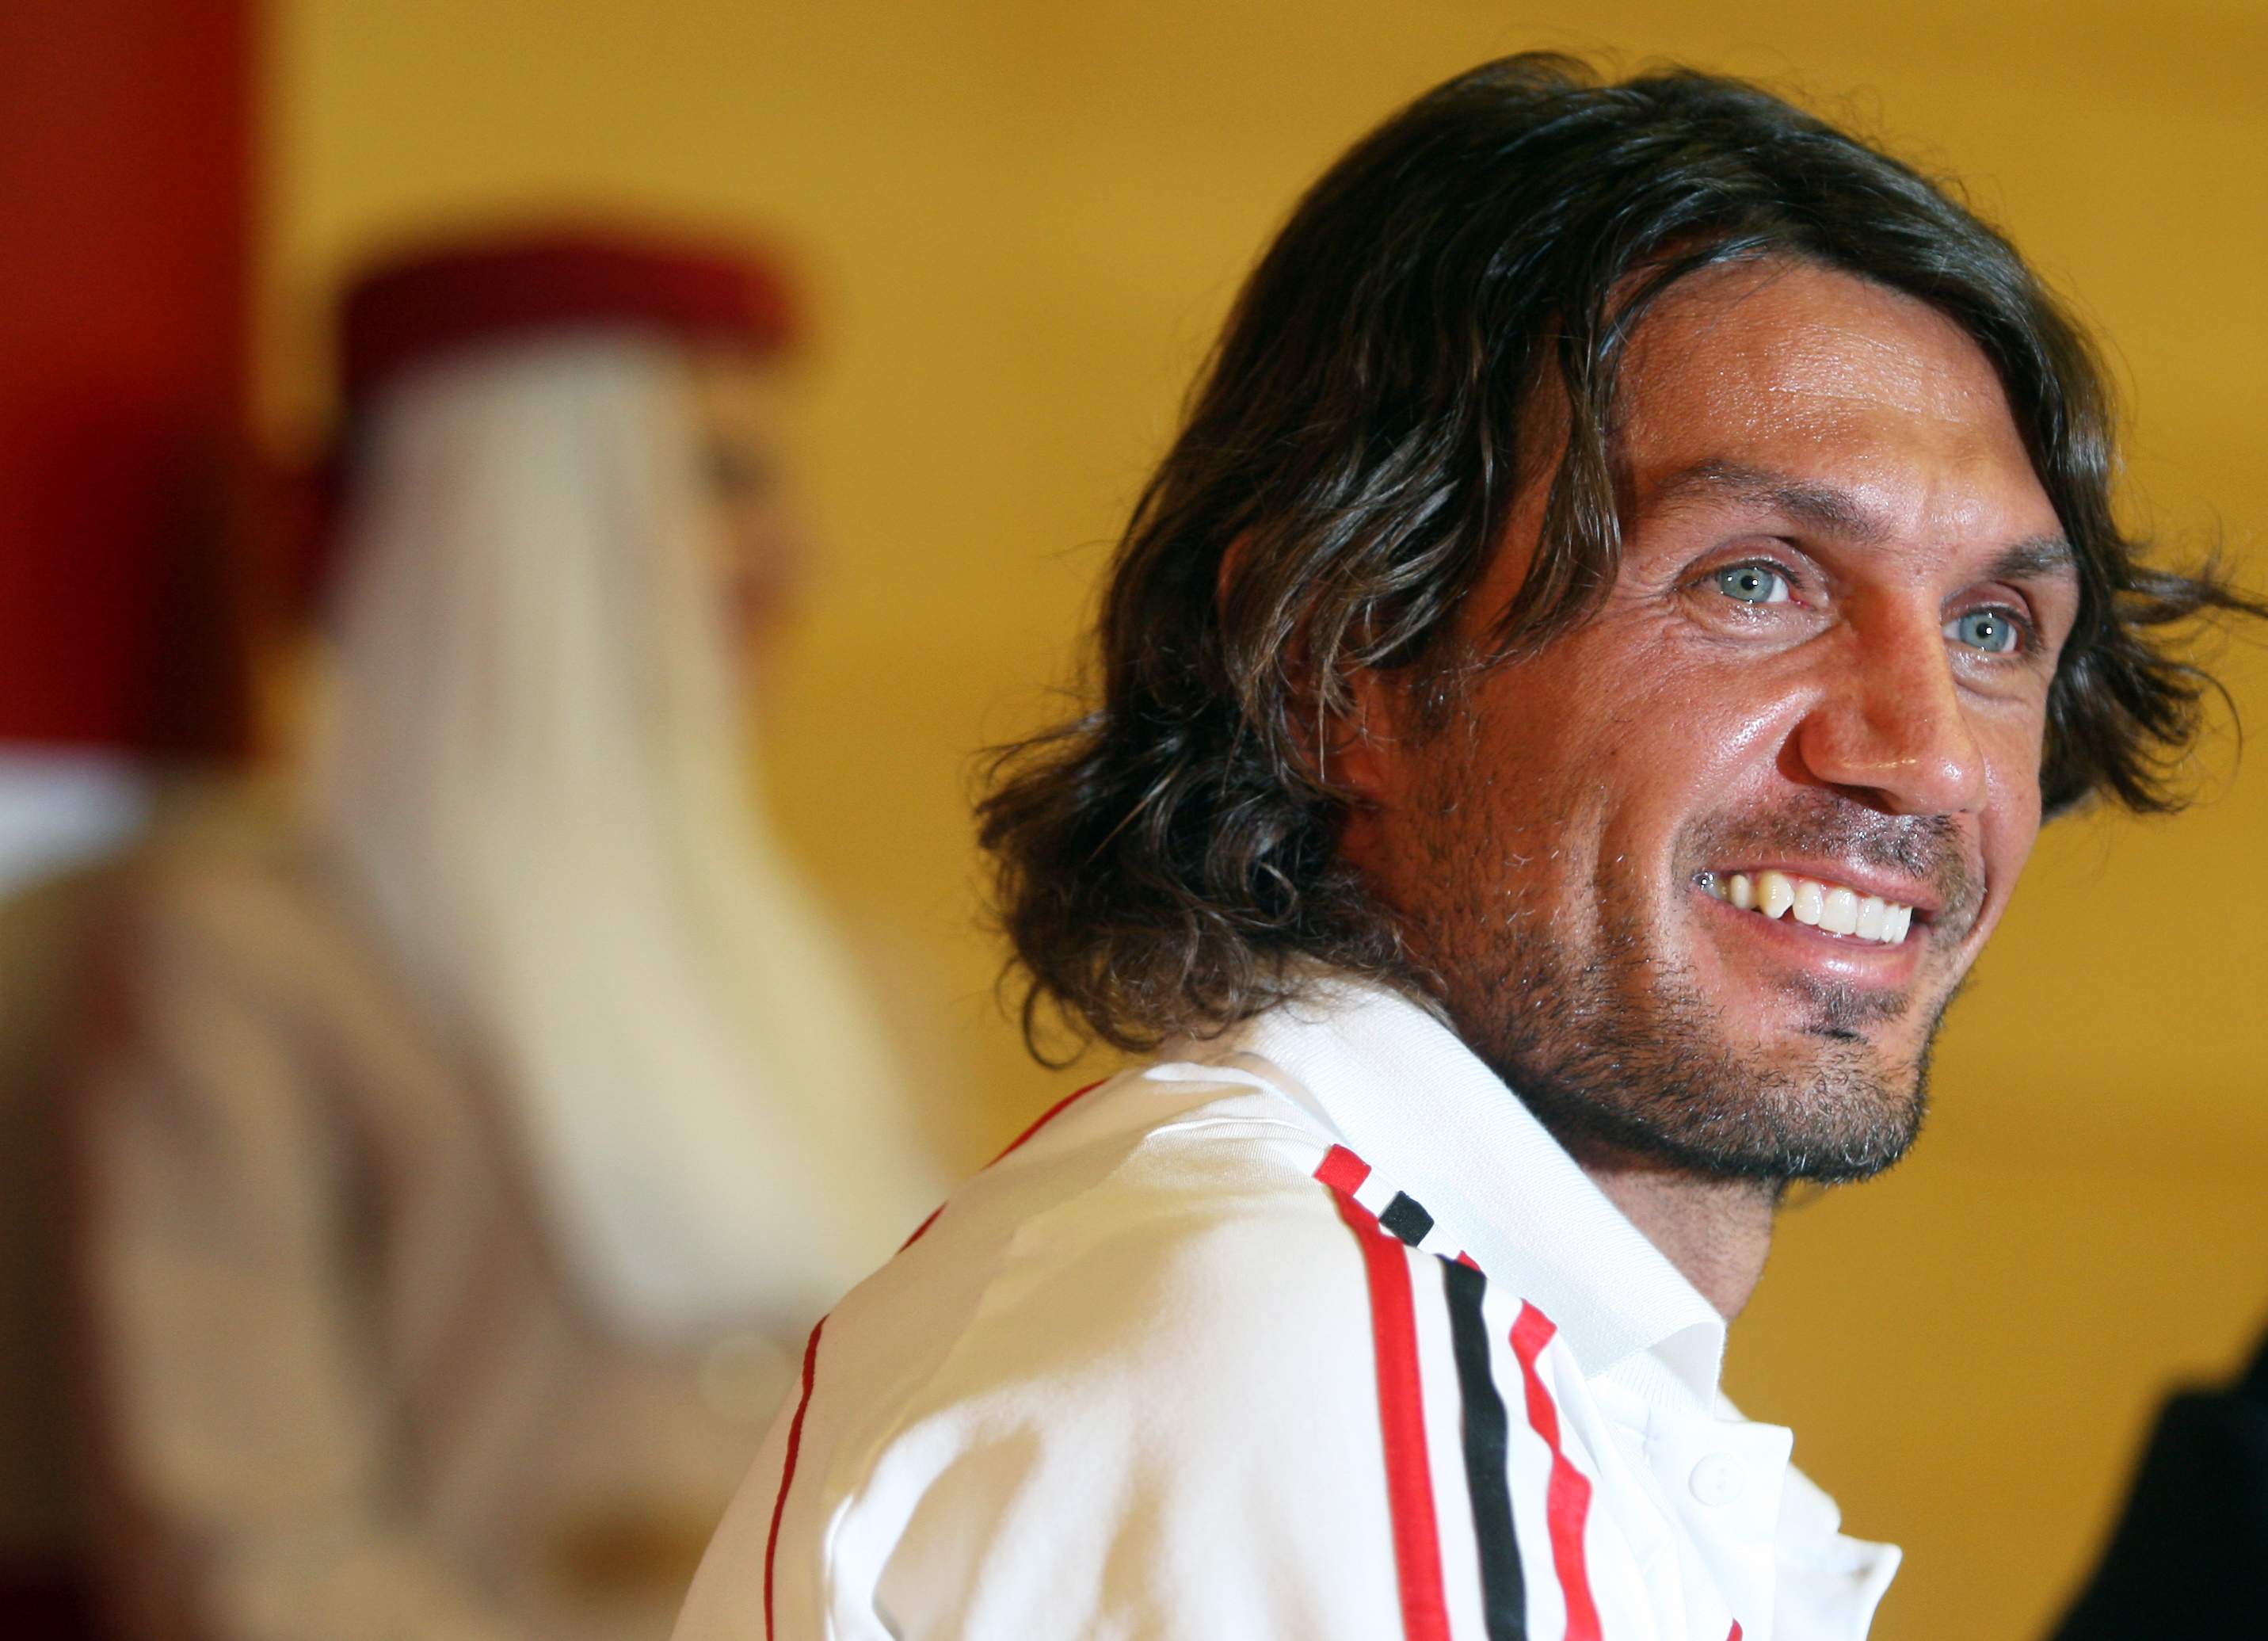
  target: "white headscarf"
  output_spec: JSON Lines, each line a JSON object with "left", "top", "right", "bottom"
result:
{"left": 313, "top": 330, "right": 940, "bottom": 1344}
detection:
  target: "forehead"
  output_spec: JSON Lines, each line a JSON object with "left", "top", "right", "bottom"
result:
{"left": 1612, "top": 259, "right": 2053, "bottom": 545}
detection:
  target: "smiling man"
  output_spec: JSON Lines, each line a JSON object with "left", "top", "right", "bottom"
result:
{"left": 676, "top": 56, "right": 2251, "bottom": 1641}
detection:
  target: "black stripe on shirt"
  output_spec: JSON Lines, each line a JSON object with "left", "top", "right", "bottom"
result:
{"left": 1441, "top": 1255, "right": 1527, "bottom": 1641}
{"left": 1379, "top": 1191, "right": 1435, "bottom": 1247}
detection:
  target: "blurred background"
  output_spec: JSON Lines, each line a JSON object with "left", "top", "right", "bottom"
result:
{"left": 2, "top": 2, "right": 2265, "bottom": 1639}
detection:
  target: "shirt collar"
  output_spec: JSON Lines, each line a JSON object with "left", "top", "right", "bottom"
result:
{"left": 1181, "top": 975, "right": 1727, "bottom": 1400}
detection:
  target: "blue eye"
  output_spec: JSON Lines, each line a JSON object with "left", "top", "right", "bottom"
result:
{"left": 1947, "top": 609, "right": 2022, "bottom": 654}
{"left": 1715, "top": 564, "right": 1790, "bottom": 605}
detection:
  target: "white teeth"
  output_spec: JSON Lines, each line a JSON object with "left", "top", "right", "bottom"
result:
{"left": 1758, "top": 871, "right": 1795, "bottom": 920}
{"left": 1706, "top": 869, "right": 1913, "bottom": 945}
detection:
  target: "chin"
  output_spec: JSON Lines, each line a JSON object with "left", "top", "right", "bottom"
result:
{"left": 1425, "top": 862, "right": 1954, "bottom": 1183}
{"left": 1466, "top": 971, "right": 1941, "bottom": 1185}
{"left": 1526, "top": 1053, "right": 1928, "bottom": 1184}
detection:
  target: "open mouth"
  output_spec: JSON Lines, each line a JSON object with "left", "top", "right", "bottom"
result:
{"left": 1698, "top": 869, "right": 1915, "bottom": 946}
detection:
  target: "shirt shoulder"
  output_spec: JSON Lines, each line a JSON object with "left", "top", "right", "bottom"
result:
{"left": 679, "top": 1067, "right": 1413, "bottom": 1641}
{"left": 802, "top": 1063, "right": 1370, "bottom": 1466}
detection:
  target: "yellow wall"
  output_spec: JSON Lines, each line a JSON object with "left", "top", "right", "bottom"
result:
{"left": 262, "top": 3, "right": 2268, "bottom": 1635}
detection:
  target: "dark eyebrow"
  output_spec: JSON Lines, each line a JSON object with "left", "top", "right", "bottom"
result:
{"left": 1984, "top": 535, "right": 2079, "bottom": 584}
{"left": 1641, "top": 460, "right": 1891, "bottom": 544}
{"left": 1644, "top": 460, "right": 2079, "bottom": 584}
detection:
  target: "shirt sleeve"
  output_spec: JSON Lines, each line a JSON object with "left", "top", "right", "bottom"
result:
{"left": 76, "top": 871, "right": 520, "bottom": 1641}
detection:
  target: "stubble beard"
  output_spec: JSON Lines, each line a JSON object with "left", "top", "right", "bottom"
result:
{"left": 1401, "top": 786, "right": 1976, "bottom": 1186}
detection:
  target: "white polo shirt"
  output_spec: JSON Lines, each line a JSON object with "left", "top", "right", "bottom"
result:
{"left": 675, "top": 979, "right": 1899, "bottom": 1641}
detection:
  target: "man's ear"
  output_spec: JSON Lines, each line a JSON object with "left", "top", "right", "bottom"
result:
{"left": 1214, "top": 529, "right": 1250, "bottom": 613}
{"left": 1280, "top": 633, "right": 1404, "bottom": 812}
{"left": 1221, "top": 529, "right": 1408, "bottom": 809}
{"left": 1319, "top": 663, "right": 1408, "bottom": 880}
{"left": 1321, "top": 665, "right": 1402, "bottom": 808}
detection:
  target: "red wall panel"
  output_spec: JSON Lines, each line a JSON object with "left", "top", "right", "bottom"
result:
{"left": 0, "top": 0, "right": 252, "bottom": 749}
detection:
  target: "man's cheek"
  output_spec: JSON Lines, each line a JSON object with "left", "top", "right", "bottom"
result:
{"left": 1979, "top": 746, "right": 2048, "bottom": 901}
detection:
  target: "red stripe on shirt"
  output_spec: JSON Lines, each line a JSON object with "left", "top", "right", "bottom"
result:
{"left": 899, "top": 1081, "right": 1105, "bottom": 1252}
{"left": 996, "top": 1078, "right": 1104, "bottom": 1162}
{"left": 1509, "top": 1303, "right": 1603, "bottom": 1641}
{"left": 1317, "top": 1142, "right": 1373, "bottom": 1195}
{"left": 764, "top": 1317, "right": 826, "bottom": 1641}
{"left": 896, "top": 1202, "right": 945, "bottom": 1252}
{"left": 1325, "top": 1172, "right": 1452, "bottom": 1641}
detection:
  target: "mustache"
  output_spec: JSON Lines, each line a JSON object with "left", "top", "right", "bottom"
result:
{"left": 1685, "top": 789, "right": 1980, "bottom": 929}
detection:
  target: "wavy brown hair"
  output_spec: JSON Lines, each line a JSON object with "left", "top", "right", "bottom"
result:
{"left": 980, "top": 54, "right": 2258, "bottom": 1057}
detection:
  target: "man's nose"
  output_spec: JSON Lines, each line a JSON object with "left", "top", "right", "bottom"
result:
{"left": 1790, "top": 611, "right": 1988, "bottom": 816}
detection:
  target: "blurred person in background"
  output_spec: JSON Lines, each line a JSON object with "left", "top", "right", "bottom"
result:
{"left": 2049, "top": 1322, "right": 2268, "bottom": 1639}
{"left": 73, "top": 230, "right": 943, "bottom": 1641}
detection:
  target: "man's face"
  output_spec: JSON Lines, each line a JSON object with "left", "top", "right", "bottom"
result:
{"left": 1336, "top": 258, "right": 2080, "bottom": 1181}
{"left": 684, "top": 345, "right": 814, "bottom": 668}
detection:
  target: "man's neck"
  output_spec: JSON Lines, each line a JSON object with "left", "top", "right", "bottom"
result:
{"left": 1572, "top": 1145, "right": 1778, "bottom": 1321}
